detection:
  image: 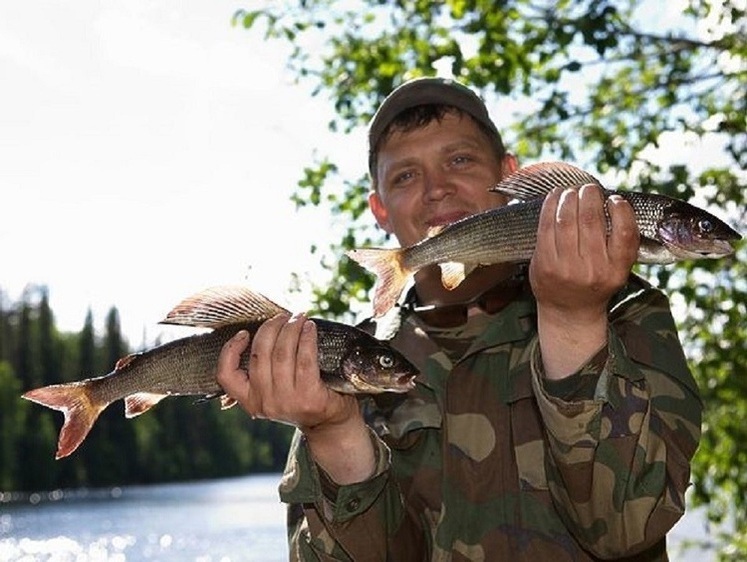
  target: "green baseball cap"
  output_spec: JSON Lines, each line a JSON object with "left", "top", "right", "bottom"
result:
{"left": 368, "top": 77, "right": 502, "bottom": 176}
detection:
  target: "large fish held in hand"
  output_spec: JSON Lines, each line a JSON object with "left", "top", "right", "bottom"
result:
{"left": 348, "top": 161, "right": 742, "bottom": 317}
{"left": 22, "top": 286, "right": 418, "bottom": 459}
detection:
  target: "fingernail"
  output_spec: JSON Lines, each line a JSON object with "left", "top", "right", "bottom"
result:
{"left": 234, "top": 330, "right": 248, "bottom": 340}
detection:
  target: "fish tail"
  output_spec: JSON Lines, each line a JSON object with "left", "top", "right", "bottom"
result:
{"left": 22, "top": 382, "right": 109, "bottom": 459}
{"left": 346, "top": 247, "right": 410, "bottom": 317}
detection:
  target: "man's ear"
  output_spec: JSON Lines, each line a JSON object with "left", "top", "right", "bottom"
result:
{"left": 368, "top": 191, "right": 393, "bottom": 234}
{"left": 501, "top": 153, "right": 519, "bottom": 178}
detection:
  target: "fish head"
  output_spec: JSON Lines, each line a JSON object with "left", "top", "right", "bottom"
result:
{"left": 341, "top": 342, "right": 418, "bottom": 394}
{"left": 657, "top": 204, "right": 742, "bottom": 259}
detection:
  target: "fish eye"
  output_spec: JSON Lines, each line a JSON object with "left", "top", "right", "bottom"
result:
{"left": 698, "top": 218, "right": 714, "bottom": 233}
{"left": 378, "top": 353, "right": 395, "bottom": 369}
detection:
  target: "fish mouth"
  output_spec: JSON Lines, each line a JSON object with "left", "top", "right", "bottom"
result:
{"left": 348, "top": 372, "right": 416, "bottom": 394}
{"left": 664, "top": 238, "right": 737, "bottom": 259}
{"left": 398, "top": 373, "right": 417, "bottom": 390}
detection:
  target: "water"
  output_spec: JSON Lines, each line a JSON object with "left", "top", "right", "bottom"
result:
{"left": 0, "top": 474, "right": 287, "bottom": 561}
{"left": 0, "top": 473, "right": 718, "bottom": 561}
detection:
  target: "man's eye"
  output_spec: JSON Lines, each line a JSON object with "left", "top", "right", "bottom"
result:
{"left": 393, "top": 171, "right": 414, "bottom": 184}
{"left": 451, "top": 155, "right": 471, "bottom": 166}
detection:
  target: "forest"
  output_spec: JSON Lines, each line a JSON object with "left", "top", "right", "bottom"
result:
{"left": 0, "top": 284, "right": 294, "bottom": 492}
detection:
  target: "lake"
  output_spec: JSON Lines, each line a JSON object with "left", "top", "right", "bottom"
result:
{"left": 0, "top": 473, "right": 717, "bottom": 561}
{"left": 0, "top": 474, "right": 287, "bottom": 561}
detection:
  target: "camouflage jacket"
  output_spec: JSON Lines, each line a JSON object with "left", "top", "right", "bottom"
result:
{"left": 279, "top": 274, "right": 702, "bottom": 561}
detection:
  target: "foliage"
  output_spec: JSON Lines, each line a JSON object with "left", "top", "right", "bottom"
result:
{"left": 0, "top": 286, "right": 294, "bottom": 493}
{"left": 234, "top": 0, "right": 746, "bottom": 558}
{"left": 0, "top": 361, "right": 26, "bottom": 490}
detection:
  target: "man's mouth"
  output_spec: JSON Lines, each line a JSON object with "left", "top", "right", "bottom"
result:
{"left": 425, "top": 211, "right": 473, "bottom": 233}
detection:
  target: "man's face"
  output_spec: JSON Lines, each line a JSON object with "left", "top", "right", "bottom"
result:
{"left": 369, "top": 111, "right": 516, "bottom": 248}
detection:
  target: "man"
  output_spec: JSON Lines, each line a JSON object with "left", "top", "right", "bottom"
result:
{"left": 216, "top": 78, "right": 702, "bottom": 560}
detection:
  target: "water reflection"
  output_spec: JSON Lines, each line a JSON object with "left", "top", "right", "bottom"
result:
{"left": 0, "top": 474, "right": 287, "bottom": 561}
{"left": 0, "top": 473, "right": 719, "bottom": 561}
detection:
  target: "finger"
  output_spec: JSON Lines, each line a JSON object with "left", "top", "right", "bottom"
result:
{"left": 554, "top": 187, "right": 580, "bottom": 258}
{"left": 535, "top": 186, "right": 563, "bottom": 258}
{"left": 271, "top": 313, "right": 309, "bottom": 393}
{"left": 294, "top": 319, "right": 321, "bottom": 390}
{"left": 607, "top": 194, "right": 640, "bottom": 267}
{"left": 246, "top": 313, "right": 291, "bottom": 412}
{"left": 216, "top": 329, "right": 251, "bottom": 397}
{"left": 577, "top": 183, "right": 608, "bottom": 260}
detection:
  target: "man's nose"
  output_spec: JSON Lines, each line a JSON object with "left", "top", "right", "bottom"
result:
{"left": 422, "top": 169, "right": 453, "bottom": 200}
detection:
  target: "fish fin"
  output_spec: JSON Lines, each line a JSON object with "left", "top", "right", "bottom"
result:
{"left": 22, "top": 383, "right": 109, "bottom": 460}
{"left": 124, "top": 392, "right": 168, "bottom": 418}
{"left": 346, "top": 247, "right": 410, "bottom": 317}
{"left": 490, "top": 161, "right": 604, "bottom": 200}
{"left": 191, "top": 393, "right": 234, "bottom": 408}
{"left": 440, "top": 262, "right": 467, "bottom": 290}
{"left": 160, "top": 285, "right": 289, "bottom": 328}
{"left": 220, "top": 395, "right": 237, "bottom": 409}
{"left": 115, "top": 353, "right": 140, "bottom": 370}
{"left": 426, "top": 224, "right": 448, "bottom": 237}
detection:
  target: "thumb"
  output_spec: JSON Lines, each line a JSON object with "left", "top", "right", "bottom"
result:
{"left": 216, "top": 329, "right": 251, "bottom": 394}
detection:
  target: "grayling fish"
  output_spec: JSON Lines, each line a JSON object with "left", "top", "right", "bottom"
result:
{"left": 22, "top": 286, "right": 418, "bottom": 459}
{"left": 347, "top": 161, "right": 741, "bottom": 317}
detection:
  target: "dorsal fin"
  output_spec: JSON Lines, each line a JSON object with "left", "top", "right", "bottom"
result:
{"left": 490, "top": 161, "right": 605, "bottom": 201}
{"left": 160, "top": 285, "right": 289, "bottom": 328}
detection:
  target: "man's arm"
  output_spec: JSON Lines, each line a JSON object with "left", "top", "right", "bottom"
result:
{"left": 530, "top": 286, "right": 702, "bottom": 557}
{"left": 528, "top": 185, "right": 701, "bottom": 556}
{"left": 530, "top": 184, "right": 639, "bottom": 380}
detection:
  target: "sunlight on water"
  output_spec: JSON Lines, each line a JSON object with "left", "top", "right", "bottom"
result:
{"left": 0, "top": 474, "right": 287, "bottom": 561}
{"left": 0, "top": 535, "right": 131, "bottom": 561}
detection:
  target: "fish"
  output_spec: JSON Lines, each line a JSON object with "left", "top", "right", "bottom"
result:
{"left": 22, "top": 285, "right": 418, "bottom": 459}
{"left": 347, "top": 161, "right": 742, "bottom": 317}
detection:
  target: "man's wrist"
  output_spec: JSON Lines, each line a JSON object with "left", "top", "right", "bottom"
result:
{"left": 537, "top": 304, "right": 608, "bottom": 381}
{"left": 305, "top": 413, "right": 376, "bottom": 485}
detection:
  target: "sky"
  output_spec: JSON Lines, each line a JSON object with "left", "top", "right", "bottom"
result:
{"left": 1, "top": 1, "right": 368, "bottom": 347}
{"left": 1, "top": 1, "right": 736, "bottom": 349}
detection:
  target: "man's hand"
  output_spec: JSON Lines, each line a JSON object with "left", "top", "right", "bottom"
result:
{"left": 216, "top": 313, "right": 376, "bottom": 484}
{"left": 530, "top": 184, "right": 639, "bottom": 379}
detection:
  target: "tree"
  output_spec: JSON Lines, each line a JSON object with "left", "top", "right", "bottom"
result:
{"left": 13, "top": 286, "right": 59, "bottom": 490}
{"left": 38, "top": 288, "right": 61, "bottom": 391}
{"left": 234, "top": 0, "right": 746, "bottom": 558}
{"left": 78, "top": 309, "right": 96, "bottom": 381}
{"left": 0, "top": 361, "right": 26, "bottom": 489}
{"left": 92, "top": 307, "right": 140, "bottom": 483}
{"left": 0, "top": 290, "right": 11, "bottom": 361}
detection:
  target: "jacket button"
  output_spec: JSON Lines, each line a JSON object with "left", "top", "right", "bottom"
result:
{"left": 346, "top": 497, "right": 360, "bottom": 512}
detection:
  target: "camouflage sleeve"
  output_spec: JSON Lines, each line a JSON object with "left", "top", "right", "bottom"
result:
{"left": 530, "top": 283, "right": 702, "bottom": 558}
{"left": 279, "top": 427, "right": 404, "bottom": 561}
